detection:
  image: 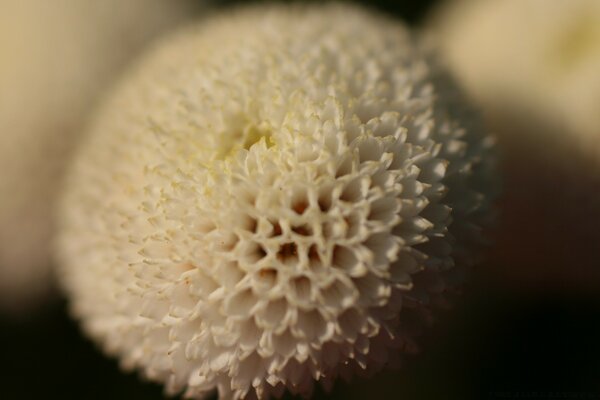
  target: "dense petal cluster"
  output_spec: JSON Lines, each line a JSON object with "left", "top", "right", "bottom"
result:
{"left": 57, "top": 4, "right": 496, "bottom": 399}
{"left": 430, "top": 0, "right": 600, "bottom": 147}
{"left": 0, "top": 0, "right": 196, "bottom": 311}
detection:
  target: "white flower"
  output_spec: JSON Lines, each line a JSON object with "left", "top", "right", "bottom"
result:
{"left": 57, "top": 4, "right": 496, "bottom": 399}
{"left": 429, "top": 0, "right": 600, "bottom": 147}
{"left": 0, "top": 0, "right": 196, "bottom": 312}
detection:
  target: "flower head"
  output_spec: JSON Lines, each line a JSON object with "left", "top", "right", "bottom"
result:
{"left": 57, "top": 4, "right": 496, "bottom": 399}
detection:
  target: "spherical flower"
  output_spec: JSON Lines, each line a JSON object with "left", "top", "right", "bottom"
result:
{"left": 0, "top": 0, "right": 197, "bottom": 312}
{"left": 429, "top": 0, "right": 600, "bottom": 290}
{"left": 57, "top": 4, "right": 496, "bottom": 399}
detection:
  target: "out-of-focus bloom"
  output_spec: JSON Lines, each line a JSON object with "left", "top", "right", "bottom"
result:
{"left": 57, "top": 4, "right": 496, "bottom": 399}
{"left": 0, "top": 0, "right": 197, "bottom": 312}
{"left": 430, "top": 0, "right": 600, "bottom": 150}
{"left": 429, "top": 0, "right": 600, "bottom": 290}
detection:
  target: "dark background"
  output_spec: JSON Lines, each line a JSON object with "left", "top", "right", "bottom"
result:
{"left": 1, "top": 1, "right": 599, "bottom": 399}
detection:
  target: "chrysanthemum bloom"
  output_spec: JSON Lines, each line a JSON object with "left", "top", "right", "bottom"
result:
{"left": 57, "top": 4, "right": 496, "bottom": 399}
{"left": 429, "top": 0, "right": 600, "bottom": 290}
{"left": 0, "top": 0, "right": 197, "bottom": 312}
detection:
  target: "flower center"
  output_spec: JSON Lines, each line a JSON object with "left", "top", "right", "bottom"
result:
{"left": 216, "top": 121, "right": 275, "bottom": 160}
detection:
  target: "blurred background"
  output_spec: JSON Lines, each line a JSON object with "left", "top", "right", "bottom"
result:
{"left": 1, "top": 0, "right": 599, "bottom": 399}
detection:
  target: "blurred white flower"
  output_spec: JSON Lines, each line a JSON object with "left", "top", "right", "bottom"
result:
{"left": 57, "top": 4, "right": 496, "bottom": 399}
{"left": 0, "top": 0, "right": 197, "bottom": 312}
{"left": 430, "top": 0, "right": 600, "bottom": 148}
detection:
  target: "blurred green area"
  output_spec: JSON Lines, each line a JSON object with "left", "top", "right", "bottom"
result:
{"left": 1, "top": 1, "right": 599, "bottom": 399}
